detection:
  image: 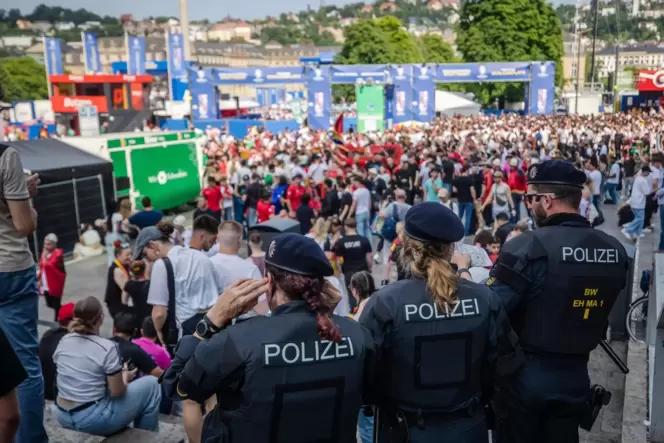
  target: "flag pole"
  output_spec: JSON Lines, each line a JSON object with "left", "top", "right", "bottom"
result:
{"left": 42, "top": 35, "right": 53, "bottom": 97}
{"left": 124, "top": 31, "right": 130, "bottom": 74}
{"left": 82, "top": 31, "right": 89, "bottom": 74}
{"left": 166, "top": 31, "right": 174, "bottom": 101}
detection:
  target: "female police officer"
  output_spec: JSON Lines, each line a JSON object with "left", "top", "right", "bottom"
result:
{"left": 162, "top": 233, "right": 375, "bottom": 443}
{"left": 360, "top": 202, "right": 523, "bottom": 442}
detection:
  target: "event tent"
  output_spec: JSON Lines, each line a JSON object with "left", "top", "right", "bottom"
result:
{"left": 7, "top": 139, "right": 115, "bottom": 257}
{"left": 435, "top": 90, "right": 482, "bottom": 116}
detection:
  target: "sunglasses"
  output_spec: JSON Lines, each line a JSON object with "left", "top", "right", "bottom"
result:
{"left": 523, "top": 193, "right": 568, "bottom": 204}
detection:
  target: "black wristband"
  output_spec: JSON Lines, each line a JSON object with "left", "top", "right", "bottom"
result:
{"left": 456, "top": 268, "right": 471, "bottom": 277}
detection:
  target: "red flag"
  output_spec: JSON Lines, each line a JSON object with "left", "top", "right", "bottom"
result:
{"left": 332, "top": 114, "right": 344, "bottom": 146}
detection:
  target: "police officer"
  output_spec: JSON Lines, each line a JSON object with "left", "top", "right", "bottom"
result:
{"left": 474, "top": 160, "right": 629, "bottom": 442}
{"left": 162, "top": 233, "right": 375, "bottom": 443}
{"left": 360, "top": 202, "right": 523, "bottom": 442}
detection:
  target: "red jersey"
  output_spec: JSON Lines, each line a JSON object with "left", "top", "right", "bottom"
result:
{"left": 256, "top": 200, "right": 275, "bottom": 223}
{"left": 202, "top": 185, "right": 222, "bottom": 211}
{"left": 286, "top": 184, "right": 306, "bottom": 211}
{"left": 482, "top": 171, "right": 494, "bottom": 204}
{"left": 507, "top": 169, "right": 527, "bottom": 194}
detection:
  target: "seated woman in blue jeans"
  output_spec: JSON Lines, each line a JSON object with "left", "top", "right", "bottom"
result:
{"left": 53, "top": 296, "right": 161, "bottom": 436}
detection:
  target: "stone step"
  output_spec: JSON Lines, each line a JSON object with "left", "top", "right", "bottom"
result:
{"left": 45, "top": 401, "right": 186, "bottom": 443}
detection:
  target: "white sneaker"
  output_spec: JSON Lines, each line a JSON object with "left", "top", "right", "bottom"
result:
{"left": 643, "top": 228, "right": 652, "bottom": 233}
{"left": 637, "top": 233, "right": 646, "bottom": 238}
{"left": 621, "top": 228, "right": 633, "bottom": 240}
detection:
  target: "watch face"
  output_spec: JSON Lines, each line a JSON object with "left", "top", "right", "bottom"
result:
{"left": 195, "top": 320, "right": 208, "bottom": 337}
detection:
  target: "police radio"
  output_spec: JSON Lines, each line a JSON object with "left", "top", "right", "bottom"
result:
{"left": 579, "top": 384, "right": 612, "bottom": 431}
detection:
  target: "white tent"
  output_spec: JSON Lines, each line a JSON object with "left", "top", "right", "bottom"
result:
{"left": 219, "top": 98, "right": 260, "bottom": 110}
{"left": 435, "top": 90, "right": 481, "bottom": 116}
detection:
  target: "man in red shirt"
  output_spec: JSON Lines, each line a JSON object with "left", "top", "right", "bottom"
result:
{"left": 284, "top": 174, "right": 306, "bottom": 216}
{"left": 201, "top": 176, "right": 223, "bottom": 221}
{"left": 506, "top": 158, "right": 527, "bottom": 222}
{"left": 256, "top": 192, "right": 275, "bottom": 224}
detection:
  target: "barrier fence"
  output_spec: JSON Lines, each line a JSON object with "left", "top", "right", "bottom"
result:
{"left": 650, "top": 253, "right": 664, "bottom": 441}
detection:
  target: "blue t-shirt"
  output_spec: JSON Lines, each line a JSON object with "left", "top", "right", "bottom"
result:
{"left": 129, "top": 210, "right": 164, "bottom": 229}
{"left": 424, "top": 178, "right": 443, "bottom": 202}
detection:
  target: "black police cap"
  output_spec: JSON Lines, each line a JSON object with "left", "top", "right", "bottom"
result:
{"left": 526, "top": 160, "right": 586, "bottom": 189}
{"left": 404, "top": 202, "right": 465, "bottom": 244}
{"left": 265, "top": 233, "right": 333, "bottom": 277}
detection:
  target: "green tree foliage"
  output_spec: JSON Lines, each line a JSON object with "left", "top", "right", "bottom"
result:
{"left": 375, "top": 16, "right": 423, "bottom": 63}
{"left": 336, "top": 19, "right": 398, "bottom": 65}
{"left": 0, "top": 57, "right": 48, "bottom": 101}
{"left": 418, "top": 33, "right": 456, "bottom": 63}
{"left": 457, "top": 0, "right": 563, "bottom": 105}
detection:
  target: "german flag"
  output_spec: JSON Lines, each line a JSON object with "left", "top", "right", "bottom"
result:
{"left": 332, "top": 113, "right": 344, "bottom": 146}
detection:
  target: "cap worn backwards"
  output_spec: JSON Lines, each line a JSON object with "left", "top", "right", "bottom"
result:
{"left": 265, "top": 233, "right": 333, "bottom": 277}
{"left": 404, "top": 202, "right": 465, "bottom": 243}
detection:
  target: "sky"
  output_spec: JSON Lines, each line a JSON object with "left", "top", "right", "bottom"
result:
{"left": 3, "top": 0, "right": 576, "bottom": 21}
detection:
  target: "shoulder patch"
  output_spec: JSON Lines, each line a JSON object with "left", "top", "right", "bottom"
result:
{"left": 486, "top": 277, "right": 496, "bottom": 286}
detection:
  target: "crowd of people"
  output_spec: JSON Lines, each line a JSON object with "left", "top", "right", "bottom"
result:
{"left": 2, "top": 109, "right": 664, "bottom": 443}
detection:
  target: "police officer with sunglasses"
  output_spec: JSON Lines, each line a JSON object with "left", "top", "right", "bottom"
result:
{"left": 460, "top": 160, "right": 629, "bottom": 443}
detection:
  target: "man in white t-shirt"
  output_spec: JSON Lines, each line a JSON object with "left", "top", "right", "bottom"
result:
{"left": 209, "top": 221, "right": 268, "bottom": 316}
{"left": 307, "top": 154, "right": 328, "bottom": 186}
{"left": 643, "top": 158, "right": 661, "bottom": 233}
{"left": 604, "top": 158, "right": 620, "bottom": 204}
{"left": 622, "top": 165, "right": 651, "bottom": 240}
{"left": 586, "top": 159, "right": 604, "bottom": 224}
{"left": 350, "top": 176, "right": 372, "bottom": 240}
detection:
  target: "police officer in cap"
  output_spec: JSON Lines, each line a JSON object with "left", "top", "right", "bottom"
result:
{"left": 360, "top": 202, "right": 523, "bottom": 442}
{"left": 162, "top": 233, "right": 375, "bottom": 443}
{"left": 462, "top": 160, "right": 629, "bottom": 442}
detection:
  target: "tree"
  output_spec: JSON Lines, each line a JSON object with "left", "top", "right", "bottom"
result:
{"left": 0, "top": 57, "right": 48, "bottom": 101}
{"left": 418, "top": 33, "right": 456, "bottom": 63}
{"left": 336, "top": 19, "right": 398, "bottom": 65}
{"left": 375, "top": 16, "right": 423, "bottom": 63}
{"left": 457, "top": 0, "right": 564, "bottom": 105}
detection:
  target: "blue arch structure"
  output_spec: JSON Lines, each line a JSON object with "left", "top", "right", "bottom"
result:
{"left": 188, "top": 62, "right": 555, "bottom": 131}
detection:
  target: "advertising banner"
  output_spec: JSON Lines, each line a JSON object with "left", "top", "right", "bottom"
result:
{"left": 412, "top": 64, "right": 435, "bottom": 122}
{"left": 189, "top": 68, "right": 218, "bottom": 121}
{"left": 306, "top": 66, "right": 331, "bottom": 131}
{"left": 50, "top": 95, "right": 109, "bottom": 113}
{"left": 330, "top": 65, "right": 388, "bottom": 84}
{"left": 390, "top": 65, "right": 412, "bottom": 124}
{"left": 256, "top": 88, "right": 267, "bottom": 107}
{"left": 82, "top": 32, "right": 102, "bottom": 74}
{"left": 527, "top": 62, "right": 555, "bottom": 115}
{"left": 356, "top": 84, "right": 385, "bottom": 133}
{"left": 215, "top": 67, "right": 304, "bottom": 85}
{"left": 12, "top": 101, "right": 35, "bottom": 123}
{"left": 107, "top": 131, "right": 196, "bottom": 149}
{"left": 130, "top": 142, "right": 201, "bottom": 210}
{"left": 127, "top": 36, "right": 147, "bottom": 75}
{"left": 44, "top": 38, "right": 63, "bottom": 75}
{"left": 435, "top": 62, "right": 530, "bottom": 83}
{"left": 637, "top": 70, "right": 664, "bottom": 92}
{"left": 167, "top": 33, "right": 187, "bottom": 80}
{"left": 77, "top": 105, "right": 100, "bottom": 136}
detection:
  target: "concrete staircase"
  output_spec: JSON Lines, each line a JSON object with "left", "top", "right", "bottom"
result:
{"left": 44, "top": 401, "right": 186, "bottom": 443}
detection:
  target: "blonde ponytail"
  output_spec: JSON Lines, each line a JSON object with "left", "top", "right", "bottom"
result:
{"left": 401, "top": 236, "right": 457, "bottom": 309}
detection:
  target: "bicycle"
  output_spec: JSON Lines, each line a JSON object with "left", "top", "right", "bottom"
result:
{"left": 626, "top": 269, "right": 651, "bottom": 344}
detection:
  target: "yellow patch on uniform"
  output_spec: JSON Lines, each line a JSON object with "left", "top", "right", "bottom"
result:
{"left": 486, "top": 277, "right": 496, "bottom": 286}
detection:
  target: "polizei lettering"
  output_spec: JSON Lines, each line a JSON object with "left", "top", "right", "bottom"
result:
{"left": 561, "top": 247, "right": 619, "bottom": 264}
{"left": 404, "top": 299, "right": 480, "bottom": 322}
{"left": 263, "top": 337, "right": 354, "bottom": 367}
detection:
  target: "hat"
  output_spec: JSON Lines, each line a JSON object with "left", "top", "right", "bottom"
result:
{"left": 526, "top": 160, "right": 586, "bottom": 188}
{"left": 58, "top": 302, "right": 75, "bottom": 323}
{"left": 133, "top": 226, "right": 163, "bottom": 260}
{"left": 509, "top": 158, "right": 518, "bottom": 167}
{"left": 265, "top": 233, "right": 333, "bottom": 277}
{"left": 173, "top": 215, "right": 186, "bottom": 227}
{"left": 368, "top": 168, "right": 378, "bottom": 176}
{"left": 404, "top": 202, "right": 464, "bottom": 243}
{"left": 492, "top": 158, "right": 501, "bottom": 166}
{"left": 642, "top": 165, "right": 652, "bottom": 173}
{"left": 400, "top": 154, "right": 409, "bottom": 163}
{"left": 45, "top": 233, "right": 58, "bottom": 243}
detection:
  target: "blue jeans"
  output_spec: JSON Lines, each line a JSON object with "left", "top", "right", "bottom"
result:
{"left": 57, "top": 376, "right": 161, "bottom": 436}
{"left": 457, "top": 202, "right": 474, "bottom": 236}
{"left": 247, "top": 207, "right": 257, "bottom": 227}
{"left": 512, "top": 193, "right": 523, "bottom": 223}
{"left": 356, "top": 211, "right": 371, "bottom": 240}
{"left": 624, "top": 207, "right": 645, "bottom": 237}
{"left": 223, "top": 206, "right": 233, "bottom": 221}
{"left": 442, "top": 182, "right": 453, "bottom": 193}
{"left": 358, "top": 410, "right": 374, "bottom": 443}
{"left": 604, "top": 183, "right": 618, "bottom": 203}
{"left": 0, "top": 266, "right": 48, "bottom": 443}
{"left": 233, "top": 196, "right": 245, "bottom": 224}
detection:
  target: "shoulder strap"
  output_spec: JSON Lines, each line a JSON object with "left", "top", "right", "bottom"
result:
{"left": 161, "top": 257, "right": 177, "bottom": 337}
{"left": 391, "top": 202, "right": 398, "bottom": 221}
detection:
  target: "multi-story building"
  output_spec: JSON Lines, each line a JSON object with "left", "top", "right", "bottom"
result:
{"left": 596, "top": 44, "right": 664, "bottom": 78}
{"left": 208, "top": 22, "right": 252, "bottom": 42}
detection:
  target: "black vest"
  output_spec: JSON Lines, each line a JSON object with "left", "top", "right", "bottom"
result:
{"left": 104, "top": 263, "right": 123, "bottom": 318}
{"left": 203, "top": 301, "right": 372, "bottom": 443}
{"left": 367, "top": 279, "right": 492, "bottom": 413}
{"left": 516, "top": 225, "right": 628, "bottom": 355}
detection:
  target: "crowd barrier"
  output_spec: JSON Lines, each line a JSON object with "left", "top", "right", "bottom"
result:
{"left": 159, "top": 119, "right": 189, "bottom": 131}
{"left": 649, "top": 253, "right": 664, "bottom": 441}
{"left": 192, "top": 119, "right": 301, "bottom": 139}
{"left": 7, "top": 122, "right": 57, "bottom": 140}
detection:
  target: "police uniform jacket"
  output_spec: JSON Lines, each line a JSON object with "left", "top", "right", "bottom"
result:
{"left": 162, "top": 300, "right": 375, "bottom": 443}
{"left": 359, "top": 277, "right": 522, "bottom": 415}
{"left": 487, "top": 213, "right": 628, "bottom": 405}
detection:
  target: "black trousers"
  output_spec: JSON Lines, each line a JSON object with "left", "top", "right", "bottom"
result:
{"left": 44, "top": 291, "right": 61, "bottom": 322}
{"left": 645, "top": 193, "right": 657, "bottom": 228}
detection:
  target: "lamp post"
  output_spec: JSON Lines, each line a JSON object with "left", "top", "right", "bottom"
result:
{"left": 179, "top": 0, "right": 191, "bottom": 61}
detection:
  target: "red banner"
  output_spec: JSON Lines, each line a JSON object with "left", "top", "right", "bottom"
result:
{"left": 49, "top": 74, "right": 152, "bottom": 84}
{"left": 637, "top": 70, "right": 664, "bottom": 92}
{"left": 51, "top": 95, "right": 109, "bottom": 113}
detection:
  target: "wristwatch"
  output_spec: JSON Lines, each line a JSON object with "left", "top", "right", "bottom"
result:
{"left": 195, "top": 315, "right": 224, "bottom": 339}
{"left": 456, "top": 268, "right": 472, "bottom": 277}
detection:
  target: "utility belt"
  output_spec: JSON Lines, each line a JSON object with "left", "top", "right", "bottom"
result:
{"left": 378, "top": 403, "right": 478, "bottom": 443}
{"left": 579, "top": 384, "right": 612, "bottom": 431}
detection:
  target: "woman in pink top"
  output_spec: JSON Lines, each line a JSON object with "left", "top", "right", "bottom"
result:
{"left": 132, "top": 317, "right": 171, "bottom": 370}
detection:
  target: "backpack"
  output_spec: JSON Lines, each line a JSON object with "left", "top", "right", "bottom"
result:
{"left": 381, "top": 203, "right": 399, "bottom": 242}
